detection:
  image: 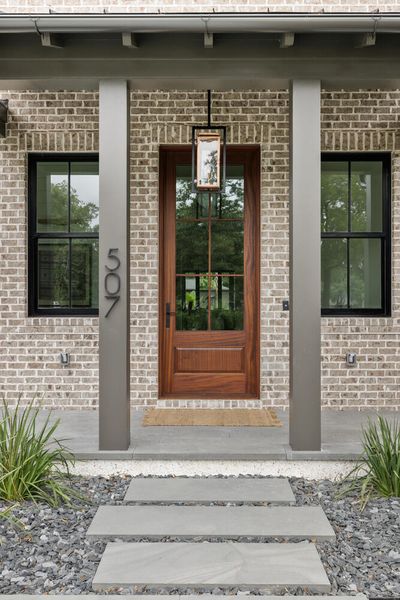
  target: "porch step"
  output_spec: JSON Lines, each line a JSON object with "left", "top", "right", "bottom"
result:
{"left": 87, "top": 505, "right": 335, "bottom": 540}
{"left": 92, "top": 541, "right": 331, "bottom": 591}
{"left": 124, "top": 476, "right": 295, "bottom": 504}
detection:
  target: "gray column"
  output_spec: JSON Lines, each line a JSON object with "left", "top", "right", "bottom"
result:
{"left": 99, "top": 80, "right": 130, "bottom": 450}
{"left": 289, "top": 80, "right": 321, "bottom": 451}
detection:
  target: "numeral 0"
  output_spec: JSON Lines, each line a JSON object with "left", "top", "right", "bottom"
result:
{"left": 105, "top": 248, "right": 121, "bottom": 318}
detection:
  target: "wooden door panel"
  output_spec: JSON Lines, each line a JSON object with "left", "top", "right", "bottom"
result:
{"left": 175, "top": 347, "right": 244, "bottom": 373}
{"left": 159, "top": 146, "right": 260, "bottom": 399}
{"left": 172, "top": 373, "right": 247, "bottom": 395}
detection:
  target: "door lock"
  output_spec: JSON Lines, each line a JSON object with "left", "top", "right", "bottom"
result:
{"left": 166, "top": 303, "right": 176, "bottom": 328}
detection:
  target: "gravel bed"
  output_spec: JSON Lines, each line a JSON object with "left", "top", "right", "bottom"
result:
{"left": 0, "top": 475, "right": 399, "bottom": 596}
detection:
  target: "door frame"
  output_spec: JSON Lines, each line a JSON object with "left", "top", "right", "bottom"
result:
{"left": 158, "top": 144, "right": 260, "bottom": 399}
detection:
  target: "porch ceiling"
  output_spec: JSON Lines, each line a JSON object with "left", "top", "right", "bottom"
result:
{"left": 1, "top": 13, "right": 400, "bottom": 90}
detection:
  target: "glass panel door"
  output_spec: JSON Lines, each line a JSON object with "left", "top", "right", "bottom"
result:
{"left": 175, "top": 165, "right": 245, "bottom": 331}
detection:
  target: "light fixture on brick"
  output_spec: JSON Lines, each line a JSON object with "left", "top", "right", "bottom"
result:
{"left": 192, "top": 89, "right": 226, "bottom": 192}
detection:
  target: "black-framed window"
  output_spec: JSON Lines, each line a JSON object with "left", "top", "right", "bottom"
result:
{"left": 321, "top": 153, "right": 391, "bottom": 316}
{"left": 28, "top": 154, "right": 99, "bottom": 316}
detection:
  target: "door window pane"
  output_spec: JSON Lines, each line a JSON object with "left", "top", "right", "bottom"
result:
{"left": 211, "top": 276, "right": 244, "bottom": 330}
{"left": 217, "top": 165, "right": 244, "bottom": 218}
{"left": 36, "top": 162, "right": 69, "bottom": 232}
{"left": 70, "top": 162, "right": 99, "bottom": 232}
{"left": 176, "top": 276, "right": 208, "bottom": 330}
{"left": 176, "top": 166, "right": 209, "bottom": 218}
{"left": 321, "top": 238, "right": 348, "bottom": 309}
{"left": 211, "top": 221, "right": 244, "bottom": 274}
{"left": 350, "top": 238, "right": 382, "bottom": 309}
{"left": 176, "top": 221, "right": 208, "bottom": 273}
{"left": 37, "top": 239, "right": 69, "bottom": 308}
{"left": 71, "top": 239, "right": 99, "bottom": 309}
{"left": 321, "top": 162, "right": 348, "bottom": 232}
{"left": 175, "top": 163, "right": 246, "bottom": 329}
{"left": 351, "top": 162, "right": 383, "bottom": 232}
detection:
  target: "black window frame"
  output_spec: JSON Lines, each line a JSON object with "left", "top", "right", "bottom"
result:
{"left": 321, "top": 152, "right": 391, "bottom": 317}
{"left": 28, "top": 152, "right": 99, "bottom": 317}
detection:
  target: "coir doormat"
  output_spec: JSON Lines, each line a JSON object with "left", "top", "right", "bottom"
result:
{"left": 142, "top": 408, "right": 282, "bottom": 427}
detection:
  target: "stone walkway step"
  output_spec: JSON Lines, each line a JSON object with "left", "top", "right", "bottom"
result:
{"left": 92, "top": 541, "right": 331, "bottom": 591}
{"left": 0, "top": 596, "right": 368, "bottom": 600}
{"left": 87, "top": 505, "right": 335, "bottom": 540}
{"left": 124, "top": 476, "right": 295, "bottom": 504}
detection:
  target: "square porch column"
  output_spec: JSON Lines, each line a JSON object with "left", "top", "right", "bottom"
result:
{"left": 289, "top": 80, "right": 321, "bottom": 451}
{"left": 99, "top": 80, "right": 130, "bottom": 450}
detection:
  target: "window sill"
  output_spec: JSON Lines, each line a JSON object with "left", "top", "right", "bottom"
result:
{"left": 28, "top": 310, "right": 99, "bottom": 317}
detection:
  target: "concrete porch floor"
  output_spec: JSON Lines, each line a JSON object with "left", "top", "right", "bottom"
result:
{"left": 34, "top": 408, "right": 399, "bottom": 461}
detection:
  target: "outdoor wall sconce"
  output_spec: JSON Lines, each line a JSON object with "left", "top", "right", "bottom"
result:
{"left": 0, "top": 100, "right": 9, "bottom": 138}
{"left": 192, "top": 90, "right": 226, "bottom": 193}
{"left": 60, "top": 352, "right": 70, "bottom": 367}
{"left": 346, "top": 352, "right": 357, "bottom": 367}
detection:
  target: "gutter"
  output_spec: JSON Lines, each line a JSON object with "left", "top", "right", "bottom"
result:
{"left": 1, "top": 12, "right": 400, "bottom": 34}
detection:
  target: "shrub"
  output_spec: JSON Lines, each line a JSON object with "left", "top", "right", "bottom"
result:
{"left": 339, "top": 416, "right": 400, "bottom": 509}
{"left": 0, "top": 398, "right": 79, "bottom": 506}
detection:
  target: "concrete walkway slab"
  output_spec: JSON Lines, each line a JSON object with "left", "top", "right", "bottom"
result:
{"left": 87, "top": 505, "right": 335, "bottom": 540}
{"left": 124, "top": 476, "right": 295, "bottom": 504}
{"left": 30, "top": 408, "right": 398, "bottom": 461}
{"left": 92, "top": 541, "right": 331, "bottom": 591}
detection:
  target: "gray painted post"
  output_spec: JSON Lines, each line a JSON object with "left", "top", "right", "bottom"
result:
{"left": 99, "top": 80, "right": 130, "bottom": 450}
{"left": 289, "top": 80, "right": 321, "bottom": 451}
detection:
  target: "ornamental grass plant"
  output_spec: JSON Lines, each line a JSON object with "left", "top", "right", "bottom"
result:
{"left": 0, "top": 397, "right": 79, "bottom": 507}
{"left": 339, "top": 415, "right": 400, "bottom": 509}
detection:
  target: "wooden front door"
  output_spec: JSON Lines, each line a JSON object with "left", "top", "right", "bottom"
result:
{"left": 159, "top": 146, "right": 260, "bottom": 398}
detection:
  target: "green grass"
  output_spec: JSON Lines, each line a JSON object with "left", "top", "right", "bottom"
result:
{"left": 0, "top": 398, "right": 80, "bottom": 507}
{"left": 339, "top": 415, "right": 400, "bottom": 509}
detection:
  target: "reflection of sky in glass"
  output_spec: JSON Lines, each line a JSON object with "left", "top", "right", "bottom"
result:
{"left": 51, "top": 175, "right": 66, "bottom": 186}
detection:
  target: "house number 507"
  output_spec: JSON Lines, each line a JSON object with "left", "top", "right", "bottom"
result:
{"left": 104, "top": 248, "right": 121, "bottom": 318}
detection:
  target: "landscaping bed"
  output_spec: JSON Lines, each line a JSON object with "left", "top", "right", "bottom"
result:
{"left": 0, "top": 475, "right": 399, "bottom": 596}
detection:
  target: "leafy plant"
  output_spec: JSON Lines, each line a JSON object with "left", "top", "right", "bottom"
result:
{"left": 339, "top": 416, "right": 400, "bottom": 509}
{"left": 0, "top": 503, "right": 24, "bottom": 530}
{"left": 0, "top": 398, "right": 79, "bottom": 506}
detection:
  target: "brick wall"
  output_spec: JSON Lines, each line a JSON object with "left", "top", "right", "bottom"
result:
{"left": 320, "top": 91, "right": 400, "bottom": 409}
{"left": 1, "top": 89, "right": 399, "bottom": 409}
{"left": 0, "top": 91, "right": 99, "bottom": 408}
{"left": 0, "top": 1, "right": 399, "bottom": 13}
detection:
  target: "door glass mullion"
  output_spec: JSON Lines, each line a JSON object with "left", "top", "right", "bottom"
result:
{"left": 207, "top": 193, "right": 212, "bottom": 330}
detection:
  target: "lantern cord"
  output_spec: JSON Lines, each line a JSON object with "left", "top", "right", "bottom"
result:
{"left": 207, "top": 89, "right": 212, "bottom": 127}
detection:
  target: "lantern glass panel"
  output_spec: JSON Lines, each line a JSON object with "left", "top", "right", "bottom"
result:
{"left": 196, "top": 132, "right": 221, "bottom": 190}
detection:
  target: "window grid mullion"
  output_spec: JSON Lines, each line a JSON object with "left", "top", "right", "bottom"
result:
{"left": 68, "top": 237, "right": 72, "bottom": 310}
{"left": 67, "top": 161, "right": 71, "bottom": 309}
{"left": 33, "top": 232, "right": 98, "bottom": 239}
{"left": 347, "top": 161, "right": 351, "bottom": 310}
{"left": 346, "top": 237, "right": 350, "bottom": 310}
{"left": 321, "top": 232, "right": 384, "bottom": 239}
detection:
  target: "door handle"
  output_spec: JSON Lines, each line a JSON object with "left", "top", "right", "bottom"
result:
{"left": 166, "top": 303, "right": 176, "bottom": 328}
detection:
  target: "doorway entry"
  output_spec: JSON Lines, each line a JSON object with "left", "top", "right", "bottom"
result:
{"left": 159, "top": 146, "right": 260, "bottom": 398}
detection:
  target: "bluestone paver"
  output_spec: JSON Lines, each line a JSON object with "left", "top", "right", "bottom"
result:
{"left": 124, "top": 476, "right": 295, "bottom": 504}
{"left": 87, "top": 504, "right": 335, "bottom": 540}
{"left": 92, "top": 541, "right": 331, "bottom": 591}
